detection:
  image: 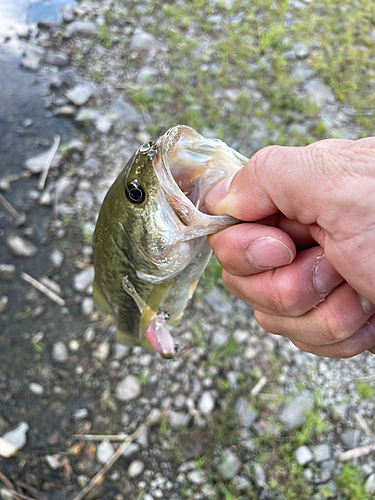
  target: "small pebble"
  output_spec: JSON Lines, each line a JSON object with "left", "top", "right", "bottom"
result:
{"left": 128, "top": 460, "right": 145, "bottom": 478}
{"left": 29, "top": 383, "right": 44, "bottom": 395}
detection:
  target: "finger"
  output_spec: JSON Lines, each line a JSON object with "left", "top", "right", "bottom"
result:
{"left": 222, "top": 247, "right": 343, "bottom": 317}
{"left": 253, "top": 282, "right": 375, "bottom": 346}
{"left": 208, "top": 223, "right": 295, "bottom": 276}
{"left": 307, "top": 137, "right": 375, "bottom": 150}
{"left": 292, "top": 313, "right": 375, "bottom": 358}
{"left": 277, "top": 215, "right": 316, "bottom": 249}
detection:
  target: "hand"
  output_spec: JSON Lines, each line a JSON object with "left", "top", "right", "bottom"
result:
{"left": 205, "top": 138, "right": 375, "bottom": 358}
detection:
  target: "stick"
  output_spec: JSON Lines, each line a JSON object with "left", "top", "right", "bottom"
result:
{"left": 20, "top": 272, "right": 65, "bottom": 307}
{"left": 38, "top": 135, "right": 60, "bottom": 191}
{"left": 0, "top": 193, "right": 25, "bottom": 225}
{"left": 71, "top": 409, "right": 169, "bottom": 500}
{"left": 251, "top": 376, "right": 268, "bottom": 396}
{"left": 0, "top": 471, "right": 22, "bottom": 500}
{"left": 337, "top": 445, "right": 375, "bottom": 462}
{"left": 354, "top": 412, "right": 375, "bottom": 439}
{"left": 73, "top": 434, "right": 128, "bottom": 442}
{"left": 0, "top": 487, "right": 36, "bottom": 500}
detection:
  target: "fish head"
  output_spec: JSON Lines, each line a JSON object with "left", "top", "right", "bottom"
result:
{"left": 108, "top": 126, "right": 248, "bottom": 284}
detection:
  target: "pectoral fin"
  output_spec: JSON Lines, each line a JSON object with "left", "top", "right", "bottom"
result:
{"left": 139, "top": 281, "right": 173, "bottom": 339}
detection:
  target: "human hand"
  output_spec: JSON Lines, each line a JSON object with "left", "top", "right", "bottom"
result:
{"left": 205, "top": 138, "right": 375, "bottom": 358}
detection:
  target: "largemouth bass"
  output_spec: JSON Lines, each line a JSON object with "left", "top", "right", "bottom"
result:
{"left": 93, "top": 125, "right": 248, "bottom": 358}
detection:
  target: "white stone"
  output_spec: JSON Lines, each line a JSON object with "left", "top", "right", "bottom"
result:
{"left": 2, "top": 422, "right": 29, "bottom": 450}
{"left": 0, "top": 437, "right": 18, "bottom": 458}
{"left": 93, "top": 341, "right": 110, "bottom": 361}
{"left": 198, "top": 391, "right": 215, "bottom": 415}
{"left": 45, "top": 455, "right": 60, "bottom": 470}
{"left": 6, "top": 235, "right": 37, "bottom": 257}
{"left": 97, "top": 439, "right": 115, "bottom": 464}
{"left": 115, "top": 375, "right": 141, "bottom": 401}
{"left": 52, "top": 341, "right": 68, "bottom": 363}
{"left": 294, "top": 445, "right": 313, "bottom": 466}
{"left": 69, "top": 340, "right": 80, "bottom": 352}
{"left": 128, "top": 460, "right": 145, "bottom": 478}
{"left": 29, "top": 383, "right": 44, "bottom": 395}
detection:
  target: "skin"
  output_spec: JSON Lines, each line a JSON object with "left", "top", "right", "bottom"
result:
{"left": 204, "top": 138, "right": 375, "bottom": 359}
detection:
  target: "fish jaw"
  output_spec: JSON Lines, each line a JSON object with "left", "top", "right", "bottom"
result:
{"left": 153, "top": 125, "right": 248, "bottom": 240}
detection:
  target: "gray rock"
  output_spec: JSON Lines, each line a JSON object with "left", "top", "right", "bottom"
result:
{"left": 6, "top": 235, "right": 38, "bottom": 257}
{"left": 25, "top": 143, "right": 59, "bottom": 173}
{"left": 204, "top": 288, "right": 233, "bottom": 315}
{"left": 50, "top": 249, "right": 64, "bottom": 268}
{"left": 73, "top": 267, "right": 94, "bottom": 292}
{"left": 168, "top": 411, "right": 192, "bottom": 428}
{"left": 365, "top": 473, "right": 375, "bottom": 494}
{"left": 0, "top": 264, "right": 16, "bottom": 280}
{"left": 305, "top": 79, "right": 335, "bottom": 106}
{"left": 55, "top": 105, "right": 76, "bottom": 117}
{"left": 279, "top": 390, "right": 314, "bottom": 429}
{"left": 66, "top": 84, "right": 95, "bottom": 106}
{"left": 233, "top": 329, "right": 248, "bottom": 343}
{"left": 83, "top": 157, "right": 101, "bottom": 172}
{"left": 95, "top": 117, "right": 113, "bottom": 134}
{"left": 293, "top": 43, "right": 310, "bottom": 59}
{"left": 0, "top": 296, "right": 8, "bottom": 314}
{"left": 198, "top": 391, "right": 215, "bottom": 415}
{"left": 97, "top": 439, "right": 114, "bottom": 464}
{"left": 136, "top": 428, "right": 149, "bottom": 447}
{"left": 29, "top": 383, "right": 44, "bottom": 395}
{"left": 187, "top": 470, "right": 205, "bottom": 485}
{"left": 73, "top": 408, "right": 88, "bottom": 420}
{"left": 211, "top": 329, "right": 230, "bottom": 347}
{"left": 81, "top": 297, "right": 94, "bottom": 316}
{"left": 61, "top": 3, "right": 75, "bottom": 22}
{"left": 137, "top": 67, "right": 159, "bottom": 83}
{"left": 75, "top": 108, "right": 101, "bottom": 123}
{"left": 2, "top": 422, "right": 29, "bottom": 450}
{"left": 20, "top": 55, "right": 40, "bottom": 71}
{"left": 109, "top": 98, "right": 143, "bottom": 126}
{"left": 45, "top": 455, "right": 60, "bottom": 470}
{"left": 129, "top": 30, "right": 162, "bottom": 53}
{"left": 52, "top": 341, "right": 68, "bottom": 363}
{"left": 128, "top": 460, "right": 145, "bottom": 478}
{"left": 331, "top": 403, "right": 347, "bottom": 421}
{"left": 291, "top": 66, "right": 315, "bottom": 82}
{"left": 115, "top": 375, "right": 141, "bottom": 402}
{"left": 219, "top": 449, "right": 241, "bottom": 479}
{"left": 43, "top": 51, "right": 69, "bottom": 66}
{"left": 55, "top": 177, "right": 76, "bottom": 201}
{"left": 66, "top": 21, "right": 98, "bottom": 38}
{"left": 93, "top": 341, "right": 110, "bottom": 361}
{"left": 294, "top": 445, "right": 313, "bottom": 466}
{"left": 61, "top": 69, "right": 81, "bottom": 88}
{"left": 112, "top": 343, "right": 129, "bottom": 360}
{"left": 341, "top": 429, "right": 360, "bottom": 449}
{"left": 122, "top": 442, "right": 140, "bottom": 457}
{"left": 312, "top": 444, "right": 331, "bottom": 463}
{"left": 235, "top": 398, "right": 257, "bottom": 428}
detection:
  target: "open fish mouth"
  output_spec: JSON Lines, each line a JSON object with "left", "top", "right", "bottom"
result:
{"left": 154, "top": 125, "right": 248, "bottom": 233}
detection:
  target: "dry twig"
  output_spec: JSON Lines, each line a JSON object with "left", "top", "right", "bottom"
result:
{"left": 20, "top": 272, "right": 65, "bottom": 307}
{"left": 338, "top": 444, "right": 375, "bottom": 462}
{"left": 251, "top": 376, "right": 268, "bottom": 396}
{"left": 38, "top": 135, "right": 60, "bottom": 191}
{"left": 73, "top": 434, "right": 128, "bottom": 442}
{"left": 71, "top": 409, "right": 169, "bottom": 500}
{"left": 0, "top": 487, "right": 36, "bottom": 500}
{"left": 0, "top": 470, "right": 22, "bottom": 500}
{"left": 0, "top": 193, "right": 25, "bottom": 226}
{"left": 354, "top": 412, "right": 375, "bottom": 439}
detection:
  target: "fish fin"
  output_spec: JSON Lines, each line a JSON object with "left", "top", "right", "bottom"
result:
{"left": 92, "top": 280, "right": 112, "bottom": 316}
{"left": 168, "top": 311, "right": 184, "bottom": 327}
{"left": 188, "top": 278, "right": 200, "bottom": 299}
{"left": 139, "top": 281, "right": 173, "bottom": 339}
{"left": 115, "top": 327, "right": 156, "bottom": 353}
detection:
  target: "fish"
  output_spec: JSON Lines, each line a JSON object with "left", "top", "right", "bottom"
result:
{"left": 92, "top": 125, "right": 248, "bottom": 358}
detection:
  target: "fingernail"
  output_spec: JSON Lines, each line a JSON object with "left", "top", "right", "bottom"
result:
{"left": 313, "top": 254, "right": 343, "bottom": 295}
{"left": 246, "top": 236, "right": 294, "bottom": 269}
{"left": 359, "top": 295, "right": 375, "bottom": 315}
{"left": 204, "top": 175, "right": 234, "bottom": 209}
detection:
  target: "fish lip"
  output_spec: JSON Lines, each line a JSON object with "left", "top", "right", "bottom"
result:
{"left": 153, "top": 125, "right": 245, "bottom": 238}
{"left": 153, "top": 125, "right": 197, "bottom": 227}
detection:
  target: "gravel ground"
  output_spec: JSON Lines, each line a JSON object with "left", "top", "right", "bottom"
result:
{"left": 1, "top": 1, "right": 375, "bottom": 499}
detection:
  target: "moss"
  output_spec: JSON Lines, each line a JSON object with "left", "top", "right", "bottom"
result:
{"left": 336, "top": 464, "right": 371, "bottom": 500}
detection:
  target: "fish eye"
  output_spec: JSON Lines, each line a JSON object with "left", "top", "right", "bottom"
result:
{"left": 125, "top": 180, "right": 146, "bottom": 205}
{"left": 139, "top": 142, "right": 151, "bottom": 152}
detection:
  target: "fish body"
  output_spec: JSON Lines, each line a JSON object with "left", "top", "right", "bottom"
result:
{"left": 93, "top": 125, "right": 248, "bottom": 357}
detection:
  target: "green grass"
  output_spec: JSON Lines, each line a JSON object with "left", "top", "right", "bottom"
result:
{"left": 356, "top": 381, "right": 374, "bottom": 399}
{"left": 336, "top": 464, "right": 371, "bottom": 500}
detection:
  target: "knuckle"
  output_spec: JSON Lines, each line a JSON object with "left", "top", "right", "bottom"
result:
{"left": 320, "top": 310, "right": 352, "bottom": 343}
{"left": 270, "top": 277, "right": 305, "bottom": 317}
